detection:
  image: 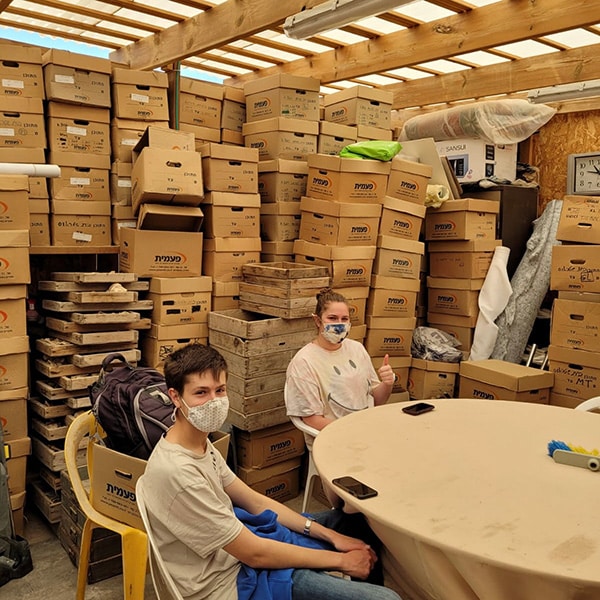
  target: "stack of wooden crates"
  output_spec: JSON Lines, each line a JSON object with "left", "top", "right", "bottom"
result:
{"left": 208, "top": 262, "right": 329, "bottom": 502}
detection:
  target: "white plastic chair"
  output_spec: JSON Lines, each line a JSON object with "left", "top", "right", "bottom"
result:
{"left": 289, "top": 416, "right": 320, "bottom": 513}
{"left": 136, "top": 478, "right": 184, "bottom": 600}
{"left": 575, "top": 396, "right": 600, "bottom": 412}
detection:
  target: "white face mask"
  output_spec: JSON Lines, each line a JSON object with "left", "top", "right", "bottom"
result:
{"left": 321, "top": 322, "right": 351, "bottom": 344}
{"left": 179, "top": 395, "right": 229, "bottom": 433}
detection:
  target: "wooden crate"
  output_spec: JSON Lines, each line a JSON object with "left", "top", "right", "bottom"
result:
{"left": 239, "top": 261, "right": 330, "bottom": 318}
{"left": 208, "top": 309, "right": 313, "bottom": 339}
{"left": 228, "top": 405, "right": 289, "bottom": 432}
{"left": 209, "top": 328, "right": 313, "bottom": 357}
{"left": 30, "top": 479, "right": 62, "bottom": 524}
{"left": 212, "top": 346, "right": 298, "bottom": 378}
{"left": 227, "top": 372, "right": 286, "bottom": 397}
{"left": 228, "top": 388, "right": 285, "bottom": 414}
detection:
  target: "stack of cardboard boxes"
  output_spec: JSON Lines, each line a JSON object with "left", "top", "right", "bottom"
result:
{"left": 418, "top": 198, "right": 501, "bottom": 399}
{"left": 548, "top": 195, "right": 600, "bottom": 408}
{"left": 0, "top": 45, "right": 49, "bottom": 247}
{"left": 43, "top": 50, "right": 113, "bottom": 247}
{"left": 199, "top": 142, "right": 261, "bottom": 310}
{"left": 368, "top": 156, "right": 431, "bottom": 394}
{"left": 0, "top": 175, "right": 32, "bottom": 535}
{"left": 110, "top": 67, "right": 171, "bottom": 245}
{"left": 244, "top": 74, "right": 321, "bottom": 264}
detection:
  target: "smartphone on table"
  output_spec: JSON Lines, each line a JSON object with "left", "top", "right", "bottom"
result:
{"left": 332, "top": 476, "right": 378, "bottom": 499}
{"left": 402, "top": 402, "right": 435, "bottom": 416}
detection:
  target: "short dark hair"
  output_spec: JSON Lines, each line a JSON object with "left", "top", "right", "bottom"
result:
{"left": 315, "top": 287, "right": 348, "bottom": 318}
{"left": 163, "top": 344, "right": 228, "bottom": 395}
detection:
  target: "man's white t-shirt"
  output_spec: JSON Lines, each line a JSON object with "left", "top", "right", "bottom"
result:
{"left": 140, "top": 435, "right": 243, "bottom": 600}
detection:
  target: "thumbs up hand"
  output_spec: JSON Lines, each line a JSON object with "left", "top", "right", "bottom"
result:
{"left": 378, "top": 354, "right": 396, "bottom": 386}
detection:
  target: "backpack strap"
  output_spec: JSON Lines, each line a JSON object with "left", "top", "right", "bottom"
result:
{"left": 100, "top": 352, "right": 133, "bottom": 372}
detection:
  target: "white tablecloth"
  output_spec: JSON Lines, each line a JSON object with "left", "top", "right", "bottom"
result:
{"left": 312, "top": 400, "right": 600, "bottom": 600}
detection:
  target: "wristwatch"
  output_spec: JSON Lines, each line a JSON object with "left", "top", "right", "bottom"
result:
{"left": 303, "top": 517, "right": 315, "bottom": 536}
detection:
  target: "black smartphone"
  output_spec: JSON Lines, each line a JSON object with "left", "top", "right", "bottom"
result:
{"left": 332, "top": 476, "right": 378, "bottom": 499}
{"left": 402, "top": 402, "right": 435, "bottom": 416}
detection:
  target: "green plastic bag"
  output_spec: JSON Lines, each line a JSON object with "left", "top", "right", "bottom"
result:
{"left": 339, "top": 140, "right": 402, "bottom": 161}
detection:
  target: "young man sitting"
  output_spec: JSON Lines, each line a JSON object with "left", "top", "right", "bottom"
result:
{"left": 138, "top": 343, "right": 401, "bottom": 600}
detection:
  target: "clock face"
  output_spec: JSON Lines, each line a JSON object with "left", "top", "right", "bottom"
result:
{"left": 568, "top": 153, "right": 600, "bottom": 195}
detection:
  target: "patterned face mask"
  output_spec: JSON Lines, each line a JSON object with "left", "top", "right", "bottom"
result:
{"left": 179, "top": 395, "right": 229, "bottom": 433}
{"left": 321, "top": 322, "right": 351, "bottom": 344}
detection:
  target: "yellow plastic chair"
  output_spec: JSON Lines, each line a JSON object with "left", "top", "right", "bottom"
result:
{"left": 64, "top": 411, "right": 148, "bottom": 600}
{"left": 136, "top": 478, "right": 184, "bottom": 600}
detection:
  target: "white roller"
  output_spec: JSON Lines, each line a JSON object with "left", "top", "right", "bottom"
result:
{"left": 0, "top": 163, "right": 61, "bottom": 178}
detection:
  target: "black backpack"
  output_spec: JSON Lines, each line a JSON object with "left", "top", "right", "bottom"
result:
{"left": 89, "top": 353, "right": 174, "bottom": 460}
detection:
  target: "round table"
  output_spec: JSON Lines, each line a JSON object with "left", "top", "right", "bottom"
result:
{"left": 312, "top": 399, "right": 600, "bottom": 600}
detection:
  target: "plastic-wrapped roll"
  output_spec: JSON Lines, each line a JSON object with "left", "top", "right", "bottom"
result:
{"left": 0, "top": 163, "right": 61, "bottom": 178}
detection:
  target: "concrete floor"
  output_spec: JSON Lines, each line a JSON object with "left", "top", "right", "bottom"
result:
{"left": 4, "top": 491, "right": 325, "bottom": 599}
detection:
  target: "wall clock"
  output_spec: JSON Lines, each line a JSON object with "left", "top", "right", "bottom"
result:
{"left": 566, "top": 152, "right": 600, "bottom": 195}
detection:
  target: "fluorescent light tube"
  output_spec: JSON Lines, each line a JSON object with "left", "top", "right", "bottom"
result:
{"left": 527, "top": 79, "right": 600, "bottom": 103}
{"left": 284, "top": 0, "right": 414, "bottom": 40}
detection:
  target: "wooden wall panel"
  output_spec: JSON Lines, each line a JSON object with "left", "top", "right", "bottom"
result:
{"left": 533, "top": 110, "right": 600, "bottom": 210}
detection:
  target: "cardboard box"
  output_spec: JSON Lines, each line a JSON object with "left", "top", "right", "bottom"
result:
{"left": 425, "top": 199, "right": 499, "bottom": 241}
{"left": 30, "top": 201, "right": 50, "bottom": 246}
{"left": 137, "top": 203, "right": 204, "bottom": 232}
{"left": 200, "top": 199, "right": 259, "bottom": 239}
{"left": 130, "top": 124, "right": 195, "bottom": 163}
{"left": 46, "top": 102, "right": 110, "bottom": 155}
{"left": 237, "top": 457, "right": 301, "bottom": 502}
{"left": 221, "top": 86, "right": 246, "bottom": 132}
{"left": 202, "top": 237, "right": 262, "bottom": 282}
{"left": 0, "top": 285, "right": 26, "bottom": 339}
{"left": 42, "top": 49, "right": 111, "bottom": 107}
{"left": 458, "top": 359, "right": 553, "bottom": 403}
{"left": 242, "top": 117, "right": 318, "bottom": 161}
{"left": 260, "top": 203, "right": 301, "bottom": 242}
{"left": 426, "top": 311, "right": 475, "bottom": 352}
{"left": 111, "top": 119, "right": 170, "bottom": 162}
{"left": 0, "top": 336, "right": 29, "bottom": 391}
{"left": 551, "top": 298, "right": 600, "bottom": 352}
{"left": 131, "top": 147, "right": 203, "bottom": 213}
{"left": 148, "top": 276, "right": 212, "bottom": 325}
{"left": 90, "top": 442, "right": 147, "bottom": 529}
{"left": 0, "top": 147, "right": 47, "bottom": 198}
{"left": 373, "top": 236, "right": 424, "bottom": 279}
{"left": 556, "top": 195, "right": 600, "bottom": 244}
{"left": 111, "top": 204, "right": 136, "bottom": 245}
{"left": 306, "top": 153, "right": 390, "bottom": 203}
{"left": 435, "top": 138, "right": 518, "bottom": 183}
{"left": 323, "top": 86, "right": 393, "bottom": 128}
{"left": 221, "top": 129, "right": 243, "bottom": 146}
{"left": 428, "top": 239, "right": 500, "bottom": 279}
{"left": 111, "top": 68, "right": 169, "bottom": 121}
{"left": 50, "top": 165, "right": 110, "bottom": 202}
{"left": 299, "top": 197, "right": 381, "bottom": 246}
{"left": 212, "top": 280, "right": 240, "bottom": 311}
{"left": 427, "top": 276, "right": 483, "bottom": 317}
{"left": 547, "top": 345, "right": 600, "bottom": 400}
{"left": 356, "top": 124, "right": 393, "bottom": 142}
{"left": 407, "top": 358, "right": 459, "bottom": 400}
{"left": 119, "top": 227, "right": 203, "bottom": 278}
{"left": 260, "top": 240, "right": 294, "bottom": 263}
{"left": 0, "top": 175, "right": 29, "bottom": 229}
{"left": 142, "top": 323, "right": 209, "bottom": 369}
{"left": 171, "top": 75, "right": 224, "bottom": 129}
{"left": 549, "top": 391, "right": 584, "bottom": 410}
{"left": 293, "top": 239, "right": 375, "bottom": 287}
{"left": 364, "top": 316, "right": 416, "bottom": 356}
{"left": 386, "top": 157, "right": 432, "bottom": 205}
{"left": 367, "top": 287, "right": 417, "bottom": 318}
{"left": 0, "top": 388, "right": 28, "bottom": 440}
{"left": 5, "top": 436, "right": 30, "bottom": 495}
{"left": 236, "top": 421, "right": 305, "bottom": 468}
{"left": 318, "top": 121, "right": 357, "bottom": 155}
{"left": 258, "top": 159, "right": 308, "bottom": 203}
{"left": 378, "top": 196, "right": 426, "bottom": 241}
{"left": 244, "top": 74, "right": 320, "bottom": 122}
{"left": 198, "top": 143, "right": 258, "bottom": 193}
{"left": 50, "top": 200, "right": 111, "bottom": 246}
{"left": 0, "top": 96, "right": 45, "bottom": 148}
{"left": 0, "top": 44, "right": 44, "bottom": 99}
{"left": 0, "top": 230, "right": 31, "bottom": 284}
{"left": 551, "top": 244, "right": 600, "bottom": 293}
{"left": 180, "top": 122, "right": 221, "bottom": 147}
{"left": 110, "top": 160, "right": 132, "bottom": 205}
{"left": 335, "top": 286, "right": 369, "bottom": 325}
